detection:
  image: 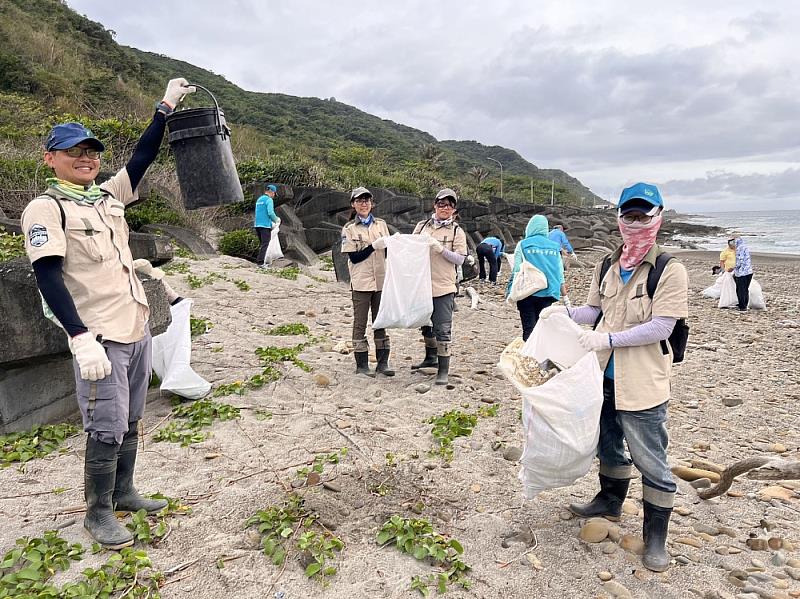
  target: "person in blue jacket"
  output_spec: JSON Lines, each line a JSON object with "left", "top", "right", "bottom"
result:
{"left": 507, "top": 215, "right": 566, "bottom": 340}
{"left": 254, "top": 184, "right": 281, "bottom": 267}
{"left": 548, "top": 224, "right": 577, "bottom": 269}
{"left": 476, "top": 235, "right": 504, "bottom": 283}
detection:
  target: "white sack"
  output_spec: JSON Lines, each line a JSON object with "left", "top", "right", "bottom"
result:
{"left": 151, "top": 299, "right": 211, "bottom": 400}
{"left": 520, "top": 312, "right": 586, "bottom": 370}
{"left": 372, "top": 234, "right": 433, "bottom": 329}
{"left": 718, "top": 271, "right": 738, "bottom": 308}
{"left": 748, "top": 279, "right": 767, "bottom": 310}
{"left": 518, "top": 351, "right": 604, "bottom": 499}
{"left": 265, "top": 224, "right": 283, "bottom": 263}
{"left": 702, "top": 272, "right": 727, "bottom": 299}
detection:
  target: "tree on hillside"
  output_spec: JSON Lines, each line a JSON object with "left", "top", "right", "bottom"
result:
{"left": 420, "top": 143, "right": 443, "bottom": 171}
{"left": 467, "top": 166, "right": 488, "bottom": 200}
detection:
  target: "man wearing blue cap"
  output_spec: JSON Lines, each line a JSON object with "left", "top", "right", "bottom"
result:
{"left": 21, "top": 78, "right": 195, "bottom": 549}
{"left": 539, "top": 182, "right": 688, "bottom": 572}
{"left": 255, "top": 184, "right": 281, "bottom": 267}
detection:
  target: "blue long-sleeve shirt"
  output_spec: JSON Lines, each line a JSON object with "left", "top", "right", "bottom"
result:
{"left": 548, "top": 228, "right": 573, "bottom": 253}
{"left": 507, "top": 215, "right": 564, "bottom": 300}
{"left": 480, "top": 236, "right": 504, "bottom": 258}
{"left": 255, "top": 194, "right": 279, "bottom": 228}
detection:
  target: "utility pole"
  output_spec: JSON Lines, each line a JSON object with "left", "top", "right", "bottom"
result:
{"left": 530, "top": 178, "right": 533, "bottom": 203}
{"left": 550, "top": 179, "right": 555, "bottom": 205}
{"left": 487, "top": 157, "right": 503, "bottom": 199}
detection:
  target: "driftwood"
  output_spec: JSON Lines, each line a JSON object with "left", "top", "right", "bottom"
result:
{"left": 698, "top": 457, "right": 800, "bottom": 500}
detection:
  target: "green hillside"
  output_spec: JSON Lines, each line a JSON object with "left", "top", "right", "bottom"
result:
{"left": 0, "top": 0, "right": 602, "bottom": 206}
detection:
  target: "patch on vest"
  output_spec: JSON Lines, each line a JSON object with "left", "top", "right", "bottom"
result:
{"left": 28, "top": 224, "right": 49, "bottom": 247}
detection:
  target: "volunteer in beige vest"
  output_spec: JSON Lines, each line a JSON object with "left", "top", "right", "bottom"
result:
{"left": 411, "top": 188, "right": 468, "bottom": 386}
{"left": 21, "top": 78, "right": 195, "bottom": 550}
{"left": 340, "top": 187, "right": 394, "bottom": 376}
{"left": 540, "top": 182, "right": 688, "bottom": 573}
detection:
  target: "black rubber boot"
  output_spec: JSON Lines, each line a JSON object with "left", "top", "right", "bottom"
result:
{"left": 642, "top": 501, "right": 672, "bottom": 572}
{"left": 375, "top": 348, "right": 395, "bottom": 376}
{"left": 113, "top": 423, "right": 168, "bottom": 514}
{"left": 354, "top": 351, "right": 375, "bottom": 377}
{"left": 411, "top": 345, "right": 437, "bottom": 369}
{"left": 568, "top": 474, "right": 630, "bottom": 521}
{"left": 435, "top": 356, "right": 450, "bottom": 386}
{"left": 84, "top": 437, "right": 134, "bottom": 549}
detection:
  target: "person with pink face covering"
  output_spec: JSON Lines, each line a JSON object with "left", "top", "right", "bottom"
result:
{"left": 539, "top": 182, "right": 688, "bottom": 573}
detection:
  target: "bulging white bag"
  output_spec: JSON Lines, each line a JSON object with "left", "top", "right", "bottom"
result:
{"left": 265, "top": 224, "right": 283, "bottom": 263}
{"left": 507, "top": 261, "right": 548, "bottom": 303}
{"left": 748, "top": 279, "right": 766, "bottom": 310}
{"left": 151, "top": 299, "right": 211, "bottom": 400}
{"left": 521, "top": 312, "right": 586, "bottom": 370}
{"left": 372, "top": 234, "right": 433, "bottom": 329}
{"left": 718, "top": 271, "right": 738, "bottom": 308}
{"left": 702, "top": 272, "right": 726, "bottom": 299}
{"left": 518, "top": 352, "right": 604, "bottom": 499}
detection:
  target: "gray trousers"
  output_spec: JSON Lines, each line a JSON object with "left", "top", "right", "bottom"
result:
{"left": 73, "top": 329, "right": 152, "bottom": 445}
{"left": 421, "top": 293, "right": 455, "bottom": 356}
{"left": 351, "top": 290, "right": 389, "bottom": 352}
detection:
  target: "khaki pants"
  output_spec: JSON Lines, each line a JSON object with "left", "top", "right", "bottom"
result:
{"left": 352, "top": 290, "right": 389, "bottom": 352}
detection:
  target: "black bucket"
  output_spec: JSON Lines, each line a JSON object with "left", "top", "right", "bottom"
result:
{"left": 166, "top": 85, "right": 244, "bottom": 209}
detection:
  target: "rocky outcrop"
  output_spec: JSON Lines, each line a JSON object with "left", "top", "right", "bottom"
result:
{"left": 0, "top": 257, "right": 172, "bottom": 434}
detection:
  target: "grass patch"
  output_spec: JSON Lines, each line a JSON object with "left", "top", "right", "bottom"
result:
{"left": 190, "top": 316, "right": 212, "bottom": 337}
{"left": 186, "top": 272, "right": 224, "bottom": 289}
{"left": 262, "top": 266, "right": 301, "bottom": 280}
{"left": 264, "top": 323, "right": 310, "bottom": 336}
{"left": 153, "top": 399, "right": 241, "bottom": 446}
{"left": 126, "top": 494, "right": 191, "bottom": 545}
{"left": 233, "top": 279, "right": 251, "bottom": 292}
{"left": 246, "top": 494, "right": 344, "bottom": 585}
{"left": 0, "top": 423, "right": 78, "bottom": 467}
{"left": 377, "top": 516, "right": 471, "bottom": 596}
{"left": 162, "top": 260, "right": 191, "bottom": 275}
{"left": 319, "top": 255, "right": 334, "bottom": 271}
{"left": 0, "top": 227, "right": 25, "bottom": 263}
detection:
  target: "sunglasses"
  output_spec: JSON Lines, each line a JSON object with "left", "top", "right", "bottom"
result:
{"left": 353, "top": 197, "right": 372, "bottom": 204}
{"left": 620, "top": 213, "right": 653, "bottom": 225}
{"left": 60, "top": 147, "right": 102, "bottom": 159}
{"left": 434, "top": 201, "right": 455, "bottom": 208}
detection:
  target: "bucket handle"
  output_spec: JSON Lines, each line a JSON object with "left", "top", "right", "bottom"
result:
{"left": 179, "top": 83, "right": 229, "bottom": 137}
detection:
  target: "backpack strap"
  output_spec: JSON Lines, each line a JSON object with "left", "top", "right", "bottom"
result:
{"left": 646, "top": 252, "right": 673, "bottom": 299}
{"left": 38, "top": 191, "right": 66, "bottom": 231}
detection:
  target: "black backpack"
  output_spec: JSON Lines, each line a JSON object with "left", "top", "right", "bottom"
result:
{"left": 596, "top": 252, "right": 689, "bottom": 364}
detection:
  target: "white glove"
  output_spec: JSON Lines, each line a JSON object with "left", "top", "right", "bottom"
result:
{"left": 426, "top": 236, "right": 444, "bottom": 254}
{"left": 539, "top": 305, "right": 568, "bottom": 320}
{"left": 578, "top": 330, "right": 612, "bottom": 352}
{"left": 162, "top": 78, "right": 196, "bottom": 108}
{"left": 372, "top": 237, "right": 387, "bottom": 250}
{"left": 465, "top": 255, "right": 476, "bottom": 267}
{"left": 69, "top": 333, "right": 112, "bottom": 381}
{"left": 132, "top": 259, "right": 164, "bottom": 280}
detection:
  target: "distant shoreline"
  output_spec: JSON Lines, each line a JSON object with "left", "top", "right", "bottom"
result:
{"left": 664, "top": 247, "right": 800, "bottom": 263}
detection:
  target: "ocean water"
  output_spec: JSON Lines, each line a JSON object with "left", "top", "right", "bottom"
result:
{"left": 674, "top": 209, "right": 800, "bottom": 256}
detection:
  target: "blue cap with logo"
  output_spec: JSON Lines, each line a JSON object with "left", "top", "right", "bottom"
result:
{"left": 45, "top": 122, "right": 105, "bottom": 152}
{"left": 618, "top": 182, "right": 663, "bottom": 216}
{"left": 266, "top": 184, "right": 278, "bottom": 192}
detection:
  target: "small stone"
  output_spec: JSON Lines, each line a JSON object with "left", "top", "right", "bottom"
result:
{"left": 785, "top": 567, "right": 800, "bottom": 581}
{"left": 690, "top": 478, "right": 712, "bottom": 489}
{"left": 671, "top": 466, "right": 721, "bottom": 483}
{"left": 759, "top": 486, "right": 794, "bottom": 501}
{"left": 788, "top": 559, "right": 800, "bottom": 569}
{"left": 559, "top": 510, "right": 573, "bottom": 521}
{"left": 579, "top": 519, "right": 610, "bottom": 543}
{"left": 603, "top": 580, "right": 633, "bottom": 598}
{"left": 322, "top": 481, "right": 341, "bottom": 492}
{"left": 768, "top": 443, "right": 787, "bottom": 453}
{"left": 722, "top": 397, "right": 744, "bottom": 407}
{"left": 773, "top": 580, "right": 789, "bottom": 590}
{"left": 716, "top": 546, "right": 730, "bottom": 555}
{"left": 312, "top": 373, "right": 331, "bottom": 386}
{"left": 621, "top": 500, "right": 640, "bottom": 515}
{"left": 470, "top": 483, "right": 481, "bottom": 493}
{"left": 305, "top": 472, "right": 321, "bottom": 486}
{"left": 525, "top": 554, "right": 543, "bottom": 570}
{"left": 674, "top": 506, "right": 693, "bottom": 516}
{"left": 305, "top": 310, "right": 316, "bottom": 317}
{"left": 606, "top": 524, "right": 622, "bottom": 543}
{"left": 676, "top": 556, "right": 691, "bottom": 565}
{"left": 598, "top": 571, "right": 613, "bottom": 581}
{"left": 503, "top": 446, "right": 523, "bottom": 462}
{"left": 746, "top": 538, "right": 769, "bottom": 551}
{"left": 750, "top": 558, "right": 766, "bottom": 570}
{"left": 619, "top": 534, "right": 645, "bottom": 555}
{"left": 674, "top": 536, "right": 703, "bottom": 548}
{"left": 335, "top": 419, "right": 351, "bottom": 429}
{"left": 415, "top": 384, "right": 431, "bottom": 394}
{"left": 601, "top": 541, "right": 618, "bottom": 555}
{"left": 768, "top": 537, "right": 784, "bottom": 550}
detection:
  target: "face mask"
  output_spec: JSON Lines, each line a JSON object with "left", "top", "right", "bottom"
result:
{"left": 618, "top": 213, "right": 663, "bottom": 270}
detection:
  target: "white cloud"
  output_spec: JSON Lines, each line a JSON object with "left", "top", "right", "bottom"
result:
{"left": 67, "top": 0, "right": 800, "bottom": 211}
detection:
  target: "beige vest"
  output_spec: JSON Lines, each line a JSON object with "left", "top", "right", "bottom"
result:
{"left": 21, "top": 169, "right": 149, "bottom": 343}
{"left": 586, "top": 245, "right": 689, "bottom": 411}
{"left": 413, "top": 219, "right": 468, "bottom": 297}
{"left": 341, "top": 217, "right": 390, "bottom": 292}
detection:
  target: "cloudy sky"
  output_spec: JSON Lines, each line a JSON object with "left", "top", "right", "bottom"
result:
{"left": 69, "top": 0, "right": 800, "bottom": 212}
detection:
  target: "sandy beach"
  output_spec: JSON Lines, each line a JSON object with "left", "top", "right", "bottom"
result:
{"left": 1, "top": 248, "right": 798, "bottom": 598}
